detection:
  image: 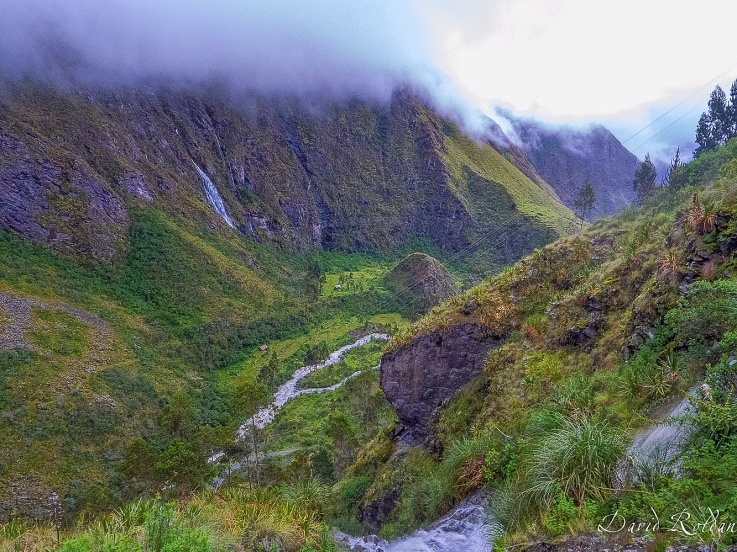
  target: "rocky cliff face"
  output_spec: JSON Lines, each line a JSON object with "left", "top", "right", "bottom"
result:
{"left": 0, "top": 82, "right": 575, "bottom": 268}
{"left": 0, "top": 128, "right": 129, "bottom": 263}
{"left": 508, "top": 118, "right": 639, "bottom": 217}
{"left": 380, "top": 322, "right": 498, "bottom": 443}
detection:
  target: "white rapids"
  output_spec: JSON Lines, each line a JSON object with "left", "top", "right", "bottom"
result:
{"left": 335, "top": 492, "right": 496, "bottom": 552}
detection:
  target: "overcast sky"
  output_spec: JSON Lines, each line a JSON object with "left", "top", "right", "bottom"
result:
{"left": 2, "top": 0, "right": 736, "bottom": 161}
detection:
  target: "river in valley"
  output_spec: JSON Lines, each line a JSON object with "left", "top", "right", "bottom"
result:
{"left": 211, "top": 333, "right": 388, "bottom": 489}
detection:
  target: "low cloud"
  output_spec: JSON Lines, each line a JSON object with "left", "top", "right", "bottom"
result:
{"left": 1, "top": 0, "right": 722, "bottom": 157}
{"left": 0, "top": 0, "right": 429, "bottom": 99}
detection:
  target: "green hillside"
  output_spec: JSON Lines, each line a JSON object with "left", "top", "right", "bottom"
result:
{"left": 0, "top": 81, "right": 579, "bottom": 550}
{"left": 346, "top": 139, "right": 737, "bottom": 549}
{"left": 6, "top": 137, "right": 736, "bottom": 551}
{"left": 0, "top": 202, "right": 397, "bottom": 519}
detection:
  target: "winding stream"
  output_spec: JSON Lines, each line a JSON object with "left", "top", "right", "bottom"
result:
{"left": 211, "top": 333, "right": 389, "bottom": 489}
{"left": 237, "top": 333, "right": 389, "bottom": 435}
{"left": 212, "top": 334, "right": 700, "bottom": 548}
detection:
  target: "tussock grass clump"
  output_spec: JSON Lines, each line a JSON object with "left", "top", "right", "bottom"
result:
{"left": 491, "top": 414, "right": 626, "bottom": 535}
{"left": 0, "top": 485, "right": 341, "bottom": 551}
{"left": 525, "top": 415, "right": 626, "bottom": 505}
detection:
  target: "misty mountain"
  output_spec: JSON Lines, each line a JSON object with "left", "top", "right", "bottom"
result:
{"left": 0, "top": 82, "right": 578, "bottom": 274}
{"left": 505, "top": 116, "right": 639, "bottom": 217}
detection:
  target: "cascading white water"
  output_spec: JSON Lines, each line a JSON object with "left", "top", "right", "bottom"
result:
{"left": 335, "top": 492, "right": 496, "bottom": 552}
{"left": 621, "top": 386, "right": 698, "bottom": 483}
{"left": 193, "top": 162, "right": 235, "bottom": 228}
{"left": 629, "top": 393, "right": 693, "bottom": 461}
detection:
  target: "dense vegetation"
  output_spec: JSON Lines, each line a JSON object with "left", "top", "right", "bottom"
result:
{"left": 336, "top": 137, "right": 737, "bottom": 549}
{"left": 6, "top": 80, "right": 737, "bottom": 551}
{"left": 0, "top": 195, "right": 412, "bottom": 518}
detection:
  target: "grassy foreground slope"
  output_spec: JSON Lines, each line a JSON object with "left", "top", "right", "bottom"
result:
{"left": 346, "top": 140, "right": 737, "bottom": 548}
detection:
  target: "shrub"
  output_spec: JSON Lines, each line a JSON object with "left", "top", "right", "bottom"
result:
{"left": 541, "top": 493, "right": 578, "bottom": 536}
{"left": 524, "top": 415, "right": 626, "bottom": 507}
{"left": 665, "top": 279, "right": 737, "bottom": 348}
{"left": 338, "top": 476, "right": 372, "bottom": 513}
{"left": 620, "top": 329, "right": 681, "bottom": 401}
{"left": 281, "top": 477, "right": 330, "bottom": 519}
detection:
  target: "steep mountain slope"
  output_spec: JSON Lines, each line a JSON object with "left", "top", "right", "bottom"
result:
{"left": 506, "top": 117, "right": 639, "bottom": 217}
{"left": 0, "top": 83, "right": 576, "bottom": 270}
{"left": 0, "top": 216, "right": 287, "bottom": 518}
{"left": 345, "top": 143, "right": 737, "bottom": 548}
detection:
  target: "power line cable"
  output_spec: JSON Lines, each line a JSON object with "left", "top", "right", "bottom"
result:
{"left": 620, "top": 64, "right": 737, "bottom": 147}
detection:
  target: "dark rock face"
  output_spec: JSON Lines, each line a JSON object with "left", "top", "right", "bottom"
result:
{"left": 0, "top": 476, "right": 56, "bottom": 522}
{"left": 380, "top": 323, "right": 497, "bottom": 443}
{"left": 357, "top": 486, "right": 400, "bottom": 533}
{"left": 0, "top": 130, "right": 129, "bottom": 262}
{"left": 566, "top": 311, "right": 604, "bottom": 351}
{"left": 508, "top": 119, "right": 639, "bottom": 217}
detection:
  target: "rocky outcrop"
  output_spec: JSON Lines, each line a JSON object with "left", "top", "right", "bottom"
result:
{"left": 357, "top": 486, "right": 400, "bottom": 533}
{"left": 385, "top": 252, "right": 459, "bottom": 316}
{"left": 0, "top": 130, "right": 129, "bottom": 262}
{"left": 0, "top": 476, "right": 58, "bottom": 522}
{"left": 380, "top": 323, "right": 498, "bottom": 443}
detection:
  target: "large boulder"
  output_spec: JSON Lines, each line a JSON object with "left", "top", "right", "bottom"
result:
{"left": 380, "top": 322, "right": 497, "bottom": 443}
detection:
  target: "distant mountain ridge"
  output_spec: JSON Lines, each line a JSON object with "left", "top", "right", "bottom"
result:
{"left": 504, "top": 116, "right": 639, "bottom": 217}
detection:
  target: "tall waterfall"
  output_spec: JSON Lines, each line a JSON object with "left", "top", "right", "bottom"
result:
{"left": 194, "top": 162, "right": 235, "bottom": 228}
